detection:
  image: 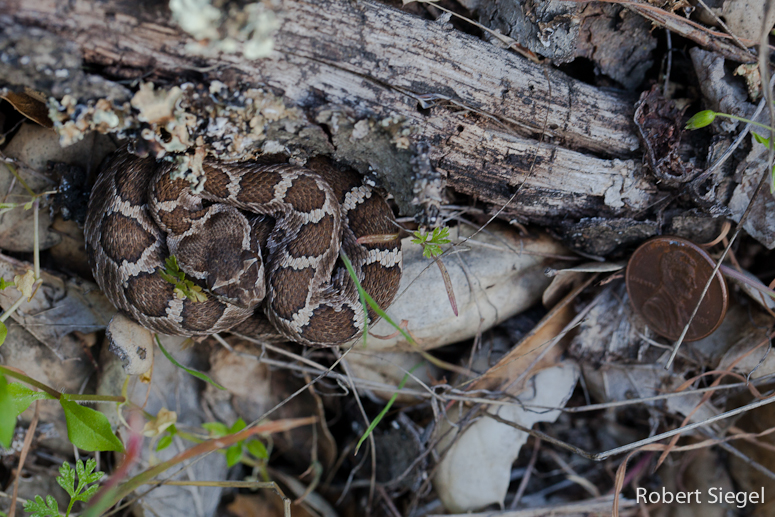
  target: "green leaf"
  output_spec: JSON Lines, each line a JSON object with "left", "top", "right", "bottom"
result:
{"left": 7, "top": 383, "right": 54, "bottom": 416}
{"left": 156, "top": 336, "right": 226, "bottom": 390}
{"left": 431, "top": 226, "right": 451, "bottom": 244}
{"left": 78, "top": 457, "right": 101, "bottom": 484}
{"left": 685, "top": 110, "right": 716, "bottom": 129}
{"left": 229, "top": 417, "right": 246, "bottom": 434}
{"left": 411, "top": 227, "right": 450, "bottom": 258}
{"left": 23, "top": 495, "right": 60, "bottom": 517}
{"left": 185, "top": 284, "right": 208, "bottom": 302}
{"left": 158, "top": 270, "right": 178, "bottom": 284}
{"left": 246, "top": 439, "right": 268, "bottom": 459}
{"left": 56, "top": 462, "right": 76, "bottom": 498}
{"left": 0, "top": 375, "right": 16, "bottom": 448}
{"left": 158, "top": 256, "right": 207, "bottom": 302}
{"left": 202, "top": 422, "right": 229, "bottom": 437}
{"left": 59, "top": 399, "right": 124, "bottom": 452}
{"left": 225, "top": 444, "right": 242, "bottom": 467}
{"left": 73, "top": 458, "right": 103, "bottom": 502}
{"left": 79, "top": 483, "right": 101, "bottom": 502}
{"left": 422, "top": 243, "right": 442, "bottom": 258}
{"left": 0, "top": 321, "right": 6, "bottom": 347}
{"left": 753, "top": 131, "right": 771, "bottom": 147}
{"left": 156, "top": 433, "right": 173, "bottom": 451}
{"left": 0, "top": 203, "right": 18, "bottom": 214}
{"left": 0, "top": 278, "right": 13, "bottom": 290}
{"left": 165, "top": 255, "right": 180, "bottom": 273}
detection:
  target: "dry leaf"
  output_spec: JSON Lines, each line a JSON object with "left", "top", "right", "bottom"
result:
{"left": 1, "top": 90, "right": 53, "bottom": 128}
{"left": 13, "top": 269, "right": 35, "bottom": 300}
{"left": 142, "top": 407, "right": 178, "bottom": 437}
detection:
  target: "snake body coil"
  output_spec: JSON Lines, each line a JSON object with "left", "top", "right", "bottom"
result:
{"left": 85, "top": 148, "right": 402, "bottom": 346}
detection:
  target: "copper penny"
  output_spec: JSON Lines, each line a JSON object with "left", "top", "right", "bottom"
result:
{"left": 626, "top": 236, "right": 728, "bottom": 342}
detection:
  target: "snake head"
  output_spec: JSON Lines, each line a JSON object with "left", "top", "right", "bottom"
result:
{"left": 206, "top": 249, "right": 265, "bottom": 309}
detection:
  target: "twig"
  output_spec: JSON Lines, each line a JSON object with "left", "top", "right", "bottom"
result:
{"left": 694, "top": 0, "right": 750, "bottom": 52}
{"left": 377, "top": 484, "right": 402, "bottom": 517}
{"left": 487, "top": 390, "right": 775, "bottom": 462}
{"left": 509, "top": 437, "right": 541, "bottom": 509}
{"left": 9, "top": 401, "right": 39, "bottom": 517}
{"left": 663, "top": 30, "right": 672, "bottom": 98}
{"left": 332, "top": 347, "right": 378, "bottom": 509}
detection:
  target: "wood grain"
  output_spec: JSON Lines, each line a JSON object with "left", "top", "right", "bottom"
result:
{"left": 1, "top": 0, "right": 660, "bottom": 224}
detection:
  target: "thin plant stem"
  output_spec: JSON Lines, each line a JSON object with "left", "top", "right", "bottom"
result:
{"left": 0, "top": 296, "right": 26, "bottom": 323}
{"left": 715, "top": 112, "right": 775, "bottom": 133}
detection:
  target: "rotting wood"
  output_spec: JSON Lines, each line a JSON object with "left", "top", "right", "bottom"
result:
{"left": 1, "top": 0, "right": 664, "bottom": 226}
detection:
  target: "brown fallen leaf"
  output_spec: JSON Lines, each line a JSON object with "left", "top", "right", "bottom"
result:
{"left": 1, "top": 89, "right": 53, "bottom": 128}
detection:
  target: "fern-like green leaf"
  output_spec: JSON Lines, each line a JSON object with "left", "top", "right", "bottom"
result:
{"left": 23, "top": 495, "right": 60, "bottom": 517}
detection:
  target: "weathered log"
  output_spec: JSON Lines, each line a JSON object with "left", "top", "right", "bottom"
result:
{"left": 1, "top": 0, "right": 661, "bottom": 227}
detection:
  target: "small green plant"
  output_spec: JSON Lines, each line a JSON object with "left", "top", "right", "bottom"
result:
{"left": 202, "top": 418, "right": 269, "bottom": 467}
{"left": 24, "top": 459, "right": 104, "bottom": 517}
{"left": 0, "top": 200, "right": 34, "bottom": 216}
{"left": 158, "top": 255, "right": 207, "bottom": 302}
{"left": 0, "top": 367, "right": 124, "bottom": 451}
{"left": 411, "top": 226, "right": 451, "bottom": 258}
{"left": 410, "top": 226, "right": 458, "bottom": 314}
{"left": 686, "top": 109, "right": 775, "bottom": 192}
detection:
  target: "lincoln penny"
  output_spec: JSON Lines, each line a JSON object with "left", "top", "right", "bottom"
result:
{"left": 626, "top": 237, "right": 728, "bottom": 342}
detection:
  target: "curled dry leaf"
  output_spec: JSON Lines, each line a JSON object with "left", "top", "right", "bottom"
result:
{"left": 13, "top": 269, "right": 35, "bottom": 300}
{"left": 0, "top": 89, "right": 53, "bottom": 128}
{"left": 142, "top": 408, "right": 177, "bottom": 437}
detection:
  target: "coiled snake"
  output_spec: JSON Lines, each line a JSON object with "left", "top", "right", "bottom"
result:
{"left": 85, "top": 148, "right": 402, "bottom": 346}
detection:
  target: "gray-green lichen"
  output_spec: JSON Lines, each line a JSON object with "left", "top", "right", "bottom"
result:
{"left": 46, "top": 80, "right": 313, "bottom": 189}
{"left": 30, "top": 70, "right": 417, "bottom": 214}
{"left": 169, "top": 0, "right": 280, "bottom": 60}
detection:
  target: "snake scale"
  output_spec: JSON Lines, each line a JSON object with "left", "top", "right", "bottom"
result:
{"left": 85, "top": 148, "right": 402, "bottom": 346}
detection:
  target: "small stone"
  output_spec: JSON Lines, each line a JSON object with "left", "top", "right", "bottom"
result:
{"left": 106, "top": 314, "right": 154, "bottom": 375}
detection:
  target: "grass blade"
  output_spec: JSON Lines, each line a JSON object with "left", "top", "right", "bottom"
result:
{"left": 355, "top": 362, "right": 423, "bottom": 455}
{"left": 155, "top": 335, "right": 226, "bottom": 390}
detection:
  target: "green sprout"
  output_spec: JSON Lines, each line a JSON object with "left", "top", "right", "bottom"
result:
{"left": 411, "top": 226, "right": 451, "bottom": 258}
{"left": 202, "top": 418, "right": 269, "bottom": 467}
{"left": 685, "top": 110, "right": 717, "bottom": 129}
{"left": 158, "top": 255, "right": 207, "bottom": 302}
{"left": 686, "top": 109, "right": 775, "bottom": 192}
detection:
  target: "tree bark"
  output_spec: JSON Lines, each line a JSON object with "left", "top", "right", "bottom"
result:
{"left": 1, "top": 0, "right": 660, "bottom": 227}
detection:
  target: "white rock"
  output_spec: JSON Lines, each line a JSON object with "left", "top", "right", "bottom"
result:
{"left": 354, "top": 224, "right": 568, "bottom": 352}
{"left": 105, "top": 313, "right": 154, "bottom": 375}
